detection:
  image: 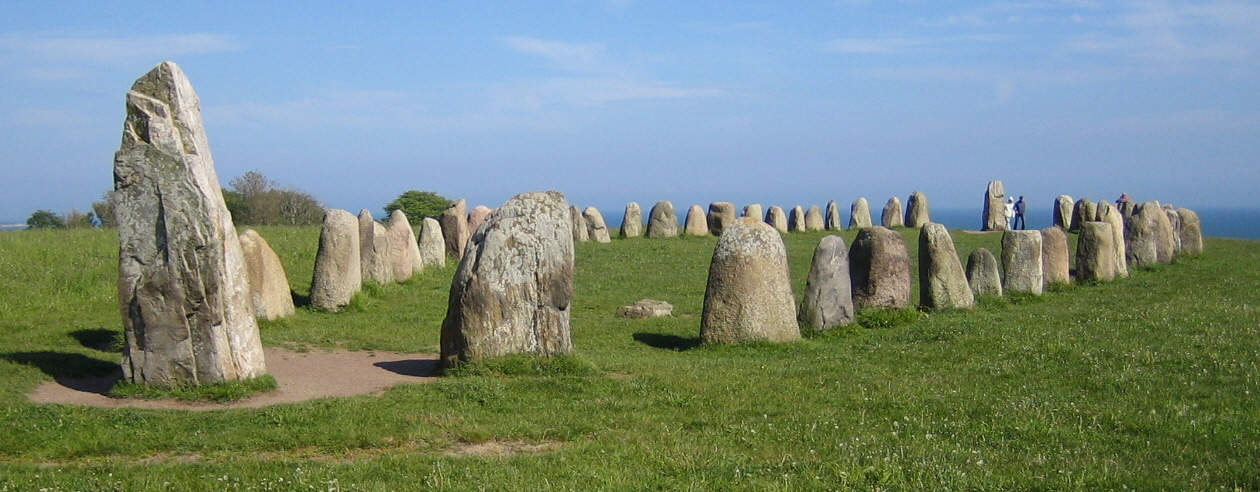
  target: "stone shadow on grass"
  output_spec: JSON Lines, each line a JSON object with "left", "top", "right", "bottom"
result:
{"left": 373, "top": 359, "right": 440, "bottom": 377}
{"left": 68, "top": 328, "right": 121, "bottom": 352}
{"left": 632, "top": 332, "right": 700, "bottom": 351}
{"left": 1, "top": 351, "right": 122, "bottom": 395}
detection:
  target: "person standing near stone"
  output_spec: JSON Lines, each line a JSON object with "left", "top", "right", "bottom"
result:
{"left": 1013, "top": 196, "right": 1027, "bottom": 230}
{"left": 1004, "top": 197, "right": 1016, "bottom": 230}
{"left": 700, "top": 218, "right": 800, "bottom": 344}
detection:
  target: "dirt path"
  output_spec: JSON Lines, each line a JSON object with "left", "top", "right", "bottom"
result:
{"left": 26, "top": 347, "right": 440, "bottom": 411}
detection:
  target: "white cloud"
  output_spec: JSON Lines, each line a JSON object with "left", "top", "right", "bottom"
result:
{"left": 0, "top": 33, "right": 239, "bottom": 63}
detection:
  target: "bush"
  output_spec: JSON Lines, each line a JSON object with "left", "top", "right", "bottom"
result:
{"left": 25, "top": 209, "right": 63, "bottom": 229}
{"left": 385, "top": 190, "right": 451, "bottom": 224}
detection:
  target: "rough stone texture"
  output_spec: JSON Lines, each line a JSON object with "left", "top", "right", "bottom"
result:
{"left": 310, "top": 209, "right": 362, "bottom": 312}
{"left": 646, "top": 200, "right": 678, "bottom": 238}
{"left": 982, "top": 180, "right": 1007, "bottom": 231}
{"left": 467, "top": 205, "right": 493, "bottom": 232}
{"left": 919, "top": 223, "right": 975, "bottom": 310}
{"left": 905, "top": 191, "right": 931, "bottom": 228}
{"left": 358, "top": 210, "right": 395, "bottom": 285}
{"left": 700, "top": 218, "right": 800, "bottom": 344}
{"left": 617, "top": 299, "right": 674, "bottom": 318}
{"left": 1053, "top": 195, "right": 1075, "bottom": 230}
{"left": 707, "top": 202, "right": 737, "bottom": 236}
{"left": 742, "top": 203, "right": 763, "bottom": 220}
{"left": 239, "top": 229, "right": 295, "bottom": 321}
{"left": 789, "top": 205, "right": 807, "bottom": 232}
{"left": 804, "top": 205, "right": 825, "bottom": 231}
{"left": 849, "top": 198, "right": 873, "bottom": 229}
{"left": 848, "top": 226, "right": 912, "bottom": 310}
{"left": 1071, "top": 198, "right": 1094, "bottom": 233}
{"left": 620, "top": 202, "right": 643, "bottom": 238}
{"left": 1117, "top": 199, "right": 1137, "bottom": 220}
{"left": 386, "top": 210, "right": 420, "bottom": 281}
{"left": 418, "top": 217, "right": 447, "bottom": 269}
{"left": 1124, "top": 201, "right": 1161, "bottom": 269}
{"left": 799, "top": 235, "right": 855, "bottom": 331}
{"left": 825, "top": 200, "right": 842, "bottom": 230}
{"left": 966, "top": 248, "right": 1003, "bottom": 298}
{"left": 1095, "top": 202, "right": 1129, "bottom": 278}
{"left": 1164, "top": 205, "right": 1183, "bottom": 253}
{"left": 684, "top": 204, "right": 710, "bottom": 236}
{"left": 766, "top": 206, "right": 789, "bottom": 233}
{"left": 1149, "top": 202, "right": 1177, "bottom": 264}
{"left": 1001, "top": 230, "right": 1044, "bottom": 295}
{"left": 1040, "top": 226, "right": 1071, "bottom": 286}
{"left": 113, "top": 61, "right": 266, "bottom": 387}
{"left": 583, "top": 206, "right": 612, "bottom": 243}
{"left": 440, "top": 199, "right": 470, "bottom": 260}
{"left": 881, "top": 197, "right": 904, "bottom": 228}
{"left": 570, "top": 205, "right": 590, "bottom": 243}
{"left": 1075, "top": 221, "right": 1117, "bottom": 282}
{"left": 1177, "top": 208, "right": 1204, "bottom": 256}
{"left": 439, "top": 191, "right": 574, "bottom": 370}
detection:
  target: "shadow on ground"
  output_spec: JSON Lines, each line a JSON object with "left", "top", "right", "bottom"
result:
{"left": 632, "top": 332, "right": 700, "bottom": 351}
{"left": 1, "top": 351, "right": 122, "bottom": 395}
{"left": 68, "top": 328, "right": 121, "bottom": 352}
{"left": 374, "top": 359, "right": 440, "bottom": 377}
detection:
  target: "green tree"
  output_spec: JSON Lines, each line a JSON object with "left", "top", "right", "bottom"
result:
{"left": 384, "top": 190, "right": 451, "bottom": 225}
{"left": 26, "top": 210, "right": 64, "bottom": 229}
{"left": 91, "top": 191, "right": 116, "bottom": 228}
{"left": 224, "top": 171, "right": 323, "bottom": 226}
{"left": 62, "top": 209, "right": 95, "bottom": 229}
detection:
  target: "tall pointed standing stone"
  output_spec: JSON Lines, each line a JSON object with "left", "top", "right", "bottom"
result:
{"left": 359, "top": 210, "right": 395, "bottom": 285}
{"left": 583, "top": 206, "right": 612, "bottom": 243}
{"left": 646, "top": 200, "right": 678, "bottom": 238}
{"left": 418, "top": 217, "right": 447, "bottom": 269}
{"left": 570, "top": 205, "right": 590, "bottom": 242}
{"left": 982, "top": 180, "right": 1007, "bottom": 231}
{"left": 918, "top": 223, "right": 974, "bottom": 310}
{"left": 310, "top": 209, "right": 362, "bottom": 311}
{"left": 799, "top": 235, "right": 855, "bottom": 331}
{"left": 825, "top": 200, "right": 842, "bottom": 230}
{"left": 905, "top": 191, "right": 930, "bottom": 228}
{"left": 620, "top": 202, "right": 643, "bottom": 238}
{"left": 849, "top": 198, "right": 873, "bottom": 229}
{"left": 113, "top": 61, "right": 266, "bottom": 386}
{"left": 881, "top": 197, "right": 904, "bottom": 228}
{"left": 239, "top": 229, "right": 295, "bottom": 321}
{"left": 440, "top": 199, "right": 470, "bottom": 259}
{"left": 1053, "top": 195, "right": 1074, "bottom": 230}
{"left": 789, "top": 205, "right": 807, "bottom": 232}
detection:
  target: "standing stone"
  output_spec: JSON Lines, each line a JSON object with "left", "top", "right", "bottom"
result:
{"left": 239, "top": 229, "right": 295, "bottom": 321}
{"left": 620, "top": 202, "right": 643, "bottom": 238}
{"left": 440, "top": 199, "right": 470, "bottom": 260}
{"left": 799, "top": 235, "right": 855, "bottom": 331}
{"left": 113, "top": 61, "right": 266, "bottom": 387}
{"left": 359, "top": 210, "right": 395, "bottom": 285}
{"left": 684, "top": 204, "right": 710, "bottom": 236}
{"left": 765, "top": 206, "right": 789, "bottom": 233}
{"left": 881, "top": 197, "right": 904, "bottom": 228}
{"left": 310, "top": 209, "right": 362, "bottom": 311}
{"left": 1177, "top": 208, "right": 1204, "bottom": 256}
{"left": 1163, "top": 205, "right": 1183, "bottom": 253}
{"left": 1040, "top": 226, "right": 1071, "bottom": 286}
{"left": 570, "top": 205, "right": 590, "bottom": 242}
{"left": 1001, "top": 230, "right": 1044, "bottom": 295}
{"left": 1095, "top": 202, "right": 1129, "bottom": 278}
{"left": 440, "top": 191, "right": 574, "bottom": 370}
{"left": 707, "top": 201, "right": 737, "bottom": 236}
{"left": 848, "top": 226, "right": 912, "bottom": 310}
{"left": 418, "top": 217, "right": 447, "bottom": 269}
{"left": 700, "top": 218, "right": 800, "bottom": 344}
{"left": 804, "top": 205, "right": 825, "bottom": 231}
{"left": 646, "top": 200, "right": 678, "bottom": 238}
{"left": 742, "top": 203, "right": 763, "bottom": 220}
{"left": 386, "top": 210, "right": 421, "bottom": 281}
{"left": 789, "top": 205, "right": 807, "bottom": 232}
{"left": 1124, "top": 201, "right": 1160, "bottom": 269}
{"left": 849, "top": 198, "right": 873, "bottom": 229}
{"left": 1149, "top": 202, "right": 1176, "bottom": 264}
{"left": 1117, "top": 199, "right": 1137, "bottom": 219}
{"left": 825, "top": 200, "right": 842, "bottom": 230}
{"left": 966, "top": 248, "right": 1003, "bottom": 298}
{"left": 1075, "top": 222, "right": 1117, "bottom": 282}
{"left": 467, "top": 205, "right": 493, "bottom": 232}
{"left": 583, "top": 206, "right": 612, "bottom": 243}
{"left": 982, "top": 180, "right": 1007, "bottom": 231}
{"left": 1053, "top": 195, "right": 1074, "bottom": 230}
{"left": 918, "top": 223, "right": 974, "bottom": 310}
{"left": 905, "top": 191, "right": 931, "bottom": 228}
{"left": 1071, "top": 198, "right": 1095, "bottom": 233}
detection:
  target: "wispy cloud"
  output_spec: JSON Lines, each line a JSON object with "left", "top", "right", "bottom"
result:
{"left": 0, "top": 33, "right": 239, "bottom": 63}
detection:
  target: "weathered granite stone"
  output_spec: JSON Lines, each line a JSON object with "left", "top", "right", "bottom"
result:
{"left": 1075, "top": 221, "right": 1117, "bottom": 282}
{"left": 617, "top": 299, "right": 674, "bottom": 318}
{"left": 905, "top": 191, "right": 931, "bottom": 228}
{"left": 1117, "top": 199, "right": 1137, "bottom": 219}
{"left": 646, "top": 200, "right": 678, "bottom": 238}
{"left": 799, "top": 235, "right": 854, "bottom": 331}
{"left": 966, "top": 248, "right": 1003, "bottom": 298}
{"left": 1053, "top": 195, "right": 1074, "bottom": 230}
{"left": 919, "top": 223, "right": 974, "bottom": 310}
{"left": 1071, "top": 198, "right": 1094, "bottom": 233}
{"left": 849, "top": 198, "right": 873, "bottom": 229}
{"left": 440, "top": 191, "right": 574, "bottom": 370}
{"left": 1124, "top": 201, "right": 1160, "bottom": 269}
{"left": 1149, "top": 201, "right": 1176, "bottom": 264}
{"left": 359, "top": 210, "right": 395, "bottom": 285}
{"left": 620, "top": 202, "right": 643, "bottom": 238}
{"left": 684, "top": 204, "right": 710, "bottom": 236}
{"left": 766, "top": 206, "right": 789, "bottom": 233}
{"left": 418, "top": 217, "right": 446, "bottom": 269}
{"left": 310, "top": 209, "right": 362, "bottom": 311}
{"left": 583, "top": 206, "right": 612, "bottom": 243}
{"left": 789, "top": 205, "right": 807, "bottom": 232}
{"left": 1001, "top": 230, "right": 1044, "bottom": 295}
{"left": 239, "top": 229, "right": 295, "bottom": 321}
{"left": 982, "top": 180, "right": 1007, "bottom": 231}
{"left": 1177, "top": 208, "right": 1203, "bottom": 256}
{"left": 848, "top": 226, "right": 912, "bottom": 310}
{"left": 386, "top": 210, "right": 420, "bottom": 281}
{"left": 467, "top": 205, "right": 493, "bottom": 232}
{"left": 1040, "top": 226, "right": 1071, "bottom": 286}
{"left": 881, "top": 197, "right": 904, "bottom": 228}
{"left": 825, "top": 200, "right": 842, "bottom": 230}
{"left": 440, "top": 199, "right": 470, "bottom": 259}
{"left": 570, "top": 205, "right": 590, "bottom": 242}
{"left": 113, "top": 61, "right": 266, "bottom": 387}
{"left": 1095, "top": 202, "right": 1129, "bottom": 278}
{"left": 700, "top": 218, "right": 800, "bottom": 344}
{"left": 708, "top": 201, "right": 737, "bottom": 236}
{"left": 742, "top": 203, "right": 763, "bottom": 220}
{"left": 1164, "top": 205, "right": 1182, "bottom": 253}
{"left": 804, "top": 205, "right": 825, "bottom": 231}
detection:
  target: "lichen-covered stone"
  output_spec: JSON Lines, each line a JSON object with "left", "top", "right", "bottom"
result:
{"left": 825, "top": 200, "right": 842, "bottom": 230}
{"left": 881, "top": 197, "right": 904, "bottom": 228}
{"left": 766, "top": 206, "right": 789, "bottom": 233}
{"left": 1001, "top": 230, "right": 1043, "bottom": 295}
{"left": 799, "top": 235, "right": 854, "bottom": 331}
{"left": 617, "top": 299, "right": 674, "bottom": 318}
{"left": 359, "top": 210, "right": 395, "bottom": 285}
{"left": 440, "top": 198, "right": 470, "bottom": 259}
{"left": 1075, "top": 221, "right": 1117, "bottom": 282}
{"left": 700, "top": 218, "right": 800, "bottom": 344}
{"left": 1164, "top": 205, "right": 1183, "bottom": 253}
{"left": 1095, "top": 202, "right": 1129, "bottom": 278}
{"left": 310, "top": 209, "right": 362, "bottom": 311}
{"left": 646, "top": 200, "right": 678, "bottom": 238}
{"left": 386, "top": 210, "right": 421, "bottom": 281}
{"left": 966, "top": 248, "right": 1003, "bottom": 298}
{"left": 849, "top": 226, "right": 912, "bottom": 310}
{"left": 418, "top": 217, "right": 446, "bottom": 269}
{"left": 620, "top": 202, "right": 643, "bottom": 238}
{"left": 905, "top": 191, "right": 930, "bottom": 228}
{"left": 239, "top": 229, "right": 295, "bottom": 321}
{"left": 1040, "top": 226, "right": 1071, "bottom": 286}
{"left": 1149, "top": 202, "right": 1176, "bottom": 264}
{"left": 849, "top": 198, "right": 873, "bottom": 229}
{"left": 804, "top": 205, "right": 825, "bottom": 231}
{"left": 708, "top": 202, "right": 737, "bottom": 236}
{"left": 1073, "top": 198, "right": 1096, "bottom": 233}
{"left": 1053, "top": 195, "right": 1074, "bottom": 230}
{"left": 1177, "top": 208, "right": 1203, "bottom": 255}
{"left": 919, "top": 223, "right": 974, "bottom": 310}
{"left": 570, "top": 205, "right": 590, "bottom": 243}
{"left": 789, "top": 205, "right": 807, "bottom": 232}
{"left": 684, "top": 204, "right": 710, "bottom": 236}
{"left": 1124, "top": 201, "right": 1161, "bottom": 269}
{"left": 982, "top": 180, "right": 1006, "bottom": 231}
{"left": 583, "top": 206, "right": 612, "bottom": 243}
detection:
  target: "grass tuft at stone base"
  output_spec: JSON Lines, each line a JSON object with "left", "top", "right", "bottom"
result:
{"left": 108, "top": 374, "right": 278, "bottom": 403}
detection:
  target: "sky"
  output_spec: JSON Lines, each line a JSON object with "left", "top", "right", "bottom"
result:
{"left": 2, "top": 1, "right": 1258, "bottom": 225}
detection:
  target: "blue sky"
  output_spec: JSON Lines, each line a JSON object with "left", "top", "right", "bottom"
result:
{"left": 2, "top": 1, "right": 1258, "bottom": 224}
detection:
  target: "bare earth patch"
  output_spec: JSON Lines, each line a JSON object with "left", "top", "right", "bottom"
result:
{"left": 26, "top": 347, "right": 439, "bottom": 411}
{"left": 445, "top": 440, "right": 565, "bottom": 457}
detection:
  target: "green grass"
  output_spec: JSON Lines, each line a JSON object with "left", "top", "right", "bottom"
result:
{"left": 109, "top": 375, "right": 279, "bottom": 403}
{"left": 1, "top": 225, "right": 1257, "bottom": 490}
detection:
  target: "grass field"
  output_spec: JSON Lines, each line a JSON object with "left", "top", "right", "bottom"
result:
{"left": 0, "top": 224, "right": 1257, "bottom": 490}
